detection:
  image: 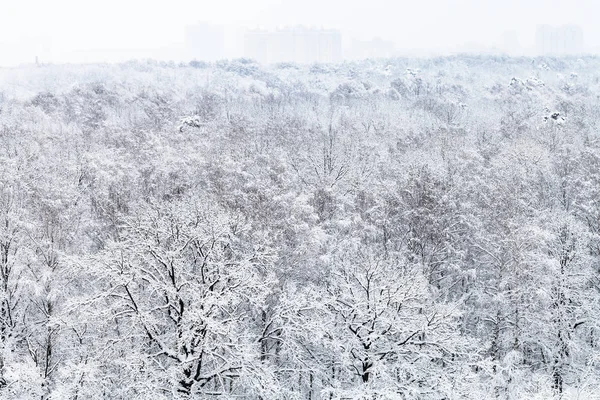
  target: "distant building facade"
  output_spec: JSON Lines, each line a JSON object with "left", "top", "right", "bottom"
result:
{"left": 244, "top": 27, "right": 342, "bottom": 64}
{"left": 185, "top": 22, "right": 225, "bottom": 61}
{"left": 536, "top": 25, "right": 584, "bottom": 56}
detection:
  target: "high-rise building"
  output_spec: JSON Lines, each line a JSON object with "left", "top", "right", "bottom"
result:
{"left": 536, "top": 25, "right": 584, "bottom": 56}
{"left": 244, "top": 27, "right": 342, "bottom": 64}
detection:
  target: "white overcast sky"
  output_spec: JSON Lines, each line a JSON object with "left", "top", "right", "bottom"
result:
{"left": 0, "top": 0, "right": 597, "bottom": 65}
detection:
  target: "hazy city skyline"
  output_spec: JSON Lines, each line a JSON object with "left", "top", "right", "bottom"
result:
{"left": 536, "top": 25, "right": 584, "bottom": 56}
{"left": 1, "top": 0, "right": 598, "bottom": 66}
{"left": 244, "top": 27, "right": 342, "bottom": 64}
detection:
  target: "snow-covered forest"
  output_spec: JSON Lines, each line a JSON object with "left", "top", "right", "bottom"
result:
{"left": 1, "top": 55, "right": 600, "bottom": 399}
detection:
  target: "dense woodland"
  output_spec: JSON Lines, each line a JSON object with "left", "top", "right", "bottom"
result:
{"left": 1, "top": 55, "right": 600, "bottom": 399}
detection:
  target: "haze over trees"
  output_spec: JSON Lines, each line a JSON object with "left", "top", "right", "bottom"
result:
{"left": 1, "top": 55, "right": 600, "bottom": 399}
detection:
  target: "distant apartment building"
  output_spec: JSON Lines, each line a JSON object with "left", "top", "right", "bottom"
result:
{"left": 185, "top": 22, "right": 225, "bottom": 61}
{"left": 244, "top": 27, "right": 342, "bottom": 64}
{"left": 536, "top": 25, "right": 584, "bottom": 56}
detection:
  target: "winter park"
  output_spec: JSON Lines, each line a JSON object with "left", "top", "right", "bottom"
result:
{"left": 1, "top": 1, "right": 600, "bottom": 399}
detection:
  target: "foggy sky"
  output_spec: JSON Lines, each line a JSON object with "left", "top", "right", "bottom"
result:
{"left": 1, "top": 0, "right": 598, "bottom": 66}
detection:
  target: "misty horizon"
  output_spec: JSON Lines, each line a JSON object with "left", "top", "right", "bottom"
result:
{"left": 1, "top": 0, "right": 599, "bottom": 66}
